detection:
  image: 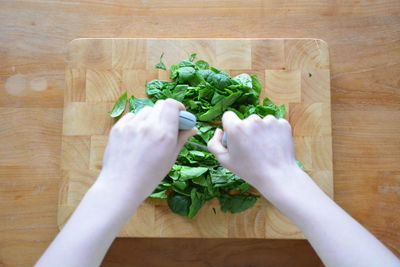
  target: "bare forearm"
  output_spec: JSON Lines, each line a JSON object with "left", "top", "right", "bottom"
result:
{"left": 35, "top": 179, "right": 143, "bottom": 267}
{"left": 261, "top": 168, "right": 400, "bottom": 267}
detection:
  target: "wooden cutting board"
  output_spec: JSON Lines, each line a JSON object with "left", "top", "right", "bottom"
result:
{"left": 59, "top": 38, "right": 333, "bottom": 239}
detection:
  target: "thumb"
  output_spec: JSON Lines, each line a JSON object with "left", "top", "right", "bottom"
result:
{"left": 207, "top": 128, "right": 230, "bottom": 164}
{"left": 177, "top": 127, "right": 198, "bottom": 147}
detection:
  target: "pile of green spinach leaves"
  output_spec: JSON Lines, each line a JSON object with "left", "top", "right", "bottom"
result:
{"left": 109, "top": 53, "right": 289, "bottom": 219}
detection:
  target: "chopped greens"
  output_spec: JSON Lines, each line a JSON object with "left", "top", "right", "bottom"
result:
{"left": 128, "top": 96, "right": 154, "bottom": 113}
{"left": 109, "top": 91, "right": 127, "bottom": 118}
{"left": 155, "top": 52, "right": 167, "bottom": 70}
{"left": 109, "top": 53, "right": 302, "bottom": 218}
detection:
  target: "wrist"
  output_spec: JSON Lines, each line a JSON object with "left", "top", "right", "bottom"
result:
{"left": 257, "top": 165, "right": 315, "bottom": 206}
{"left": 90, "top": 175, "right": 146, "bottom": 215}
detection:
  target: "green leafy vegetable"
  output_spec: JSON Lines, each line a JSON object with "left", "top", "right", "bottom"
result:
{"left": 188, "top": 53, "right": 197, "bottom": 62}
{"left": 150, "top": 190, "right": 168, "bottom": 199}
{"left": 188, "top": 188, "right": 205, "bottom": 218}
{"left": 296, "top": 160, "right": 304, "bottom": 169}
{"left": 167, "top": 193, "right": 191, "bottom": 216}
{"left": 219, "top": 194, "right": 258, "bottom": 213}
{"left": 109, "top": 53, "right": 303, "bottom": 218}
{"left": 198, "top": 92, "right": 241, "bottom": 121}
{"left": 180, "top": 166, "right": 208, "bottom": 180}
{"left": 109, "top": 91, "right": 128, "bottom": 117}
{"left": 233, "top": 73, "right": 252, "bottom": 90}
{"left": 155, "top": 52, "right": 167, "bottom": 70}
{"left": 129, "top": 96, "right": 154, "bottom": 113}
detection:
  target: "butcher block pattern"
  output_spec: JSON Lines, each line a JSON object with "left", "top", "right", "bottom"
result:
{"left": 59, "top": 38, "right": 332, "bottom": 239}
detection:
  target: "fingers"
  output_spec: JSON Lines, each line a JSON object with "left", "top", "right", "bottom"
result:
{"left": 278, "top": 118, "right": 291, "bottom": 127}
{"left": 245, "top": 114, "right": 262, "bottom": 127}
{"left": 264, "top": 115, "right": 292, "bottom": 130}
{"left": 177, "top": 127, "right": 198, "bottom": 147}
{"left": 153, "top": 99, "right": 185, "bottom": 130}
{"left": 135, "top": 106, "right": 153, "bottom": 120}
{"left": 222, "top": 111, "right": 241, "bottom": 133}
{"left": 207, "top": 128, "right": 228, "bottom": 155}
{"left": 116, "top": 112, "right": 135, "bottom": 125}
{"left": 247, "top": 114, "right": 261, "bottom": 122}
{"left": 263, "top": 114, "right": 275, "bottom": 124}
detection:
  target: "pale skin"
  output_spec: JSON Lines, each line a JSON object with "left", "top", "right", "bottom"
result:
{"left": 36, "top": 99, "right": 400, "bottom": 267}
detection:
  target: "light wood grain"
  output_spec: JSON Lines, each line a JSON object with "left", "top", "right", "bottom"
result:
{"left": 59, "top": 38, "right": 333, "bottom": 239}
{"left": 0, "top": 0, "right": 399, "bottom": 266}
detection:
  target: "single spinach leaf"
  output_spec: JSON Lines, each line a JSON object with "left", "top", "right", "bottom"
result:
{"left": 276, "top": 104, "right": 286, "bottom": 119}
{"left": 180, "top": 166, "right": 208, "bottom": 180}
{"left": 168, "top": 193, "right": 191, "bottom": 216}
{"left": 255, "top": 105, "right": 278, "bottom": 117}
{"left": 210, "top": 67, "right": 231, "bottom": 77}
{"left": 192, "top": 175, "right": 208, "bottom": 187}
{"left": 168, "top": 165, "right": 181, "bottom": 181}
{"left": 207, "top": 73, "right": 232, "bottom": 90}
{"left": 219, "top": 194, "right": 257, "bottom": 213}
{"left": 172, "top": 181, "right": 191, "bottom": 196}
{"left": 155, "top": 52, "right": 166, "bottom": 70}
{"left": 262, "top": 96, "right": 275, "bottom": 106}
{"left": 177, "top": 67, "right": 196, "bottom": 83}
{"left": 211, "top": 92, "right": 224, "bottom": 105}
{"left": 173, "top": 180, "right": 188, "bottom": 191}
{"left": 129, "top": 96, "right": 154, "bottom": 113}
{"left": 150, "top": 190, "right": 168, "bottom": 199}
{"left": 198, "top": 92, "right": 242, "bottom": 121}
{"left": 210, "top": 168, "right": 240, "bottom": 188}
{"left": 109, "top": 91, "right": 128, "bottom": 118}
{"left": 170, "top": 64, "right": 180, "bottom": 80}
{"left": 188, "top": 150, "right": 206, "bottom": 160}
{"left": 251, "top": 74, "right": 262, "bottom": 94}
{"left": 195, "top": 60, "right": 210, "bottom": 70}
{"left": 233, "top": 73, "right": 252, "bottom": 90}
{"left": 237, "top": 182, "right": 251, "bottom": 194}
{"left": 188, "top": 53, "right": 197, "bottom": 62}
{"left": 188, "top": 188, "right": 205, "bottom": 218}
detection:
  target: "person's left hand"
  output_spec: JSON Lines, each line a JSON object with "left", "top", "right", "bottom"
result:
{"left": 97, "top": 99, "right": 197, "bottom": 201}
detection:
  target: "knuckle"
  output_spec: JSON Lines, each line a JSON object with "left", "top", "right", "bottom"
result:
{"left": 158, "top": 132, "right": 175, "bottom": 143}
{"left": 263, "top": 114, "right": 275, "bottom": 122}
{"left": 278, "top": 118, "right": 292, "bottom": 129}
{"left": 137, "top": 123, "right": 152, "bottom": 134}
{"left": 154, "top": 99, "right": 165, "bottom": 106}
{"left": 246, "top": 114, "right": 262, "bottom": 127}
{"left": 277, "top": 118, "right": 286, "bottom": 124}
{"left": 165, "top": 98, "right": 177, "bottom": 105}
{"left": 278, "top": 118, "right": 288, "bottom": 124}
{"left": 248, "top": 114, "right": 261, "bottom": 120}
{"left": 166, "top": 98, "right": 184, "bottom": 109}
{"left": 236, "top": 123, "right": 248, "bottom": 134}
{"left": 262, "top": 115, "right": 278, "bottom": 130}
{"left": 149, "top": 128, "right": 175, "bottom": 143}
{"left": 138, "top": 106, "right": 152, "bottom": 114}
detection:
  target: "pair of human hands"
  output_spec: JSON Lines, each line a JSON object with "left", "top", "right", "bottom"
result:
{"left": 98, "top": 98, "right": 299, "bottom": 202}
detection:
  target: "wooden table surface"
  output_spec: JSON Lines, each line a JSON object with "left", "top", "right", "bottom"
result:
{"left": 0, "top": 1, "right": 399, "bottom": 266}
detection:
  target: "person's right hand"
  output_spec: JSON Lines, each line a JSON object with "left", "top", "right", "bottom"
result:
{"left": 97, "top": 99, "right": 197, "bottom": 203}
{"left": 207, "top": 111, "right": 301, "bottom": 195}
